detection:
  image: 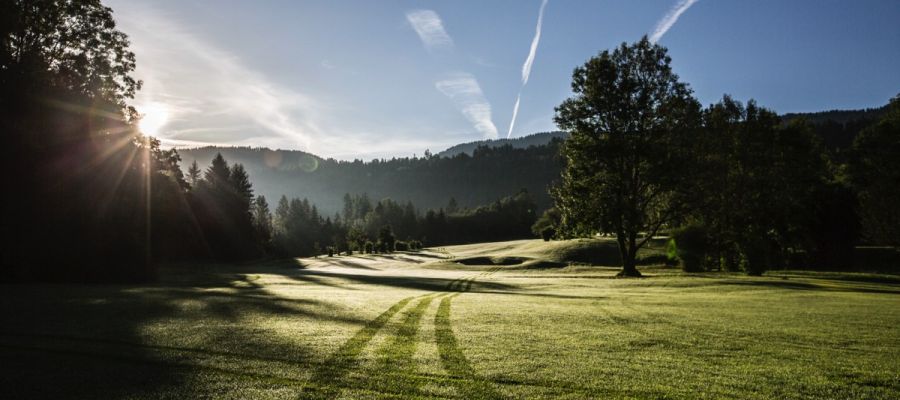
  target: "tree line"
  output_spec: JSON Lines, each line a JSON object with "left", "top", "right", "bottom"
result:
{"left": 177, "top": 140, "right": 563, "bottom": 217}
{"left": 551, "top": 37, "right": 900, "bottom": 276}
{"left": 264, "top": 190, "right": 537, "bottom": 258}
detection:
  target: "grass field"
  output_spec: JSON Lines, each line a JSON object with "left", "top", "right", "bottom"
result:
{"left": 1, "top": 239, "right": 899, "bottom": 399}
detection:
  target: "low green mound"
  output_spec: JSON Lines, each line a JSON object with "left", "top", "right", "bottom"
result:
{"left": 439, "top": 238, "right": 665, "bottom": 267}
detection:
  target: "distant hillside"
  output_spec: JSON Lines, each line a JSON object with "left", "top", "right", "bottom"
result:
{"left": 782, "top": 105, "right": 888, "bottom": 151}
{"left": 437, "top": 131, "right": 568, "bottom": 157}
{"left": 179, "top": 140, "right": 564, "bottom": 216}
{"left": 782, "top": 106, "right": 887, "bottom": 125}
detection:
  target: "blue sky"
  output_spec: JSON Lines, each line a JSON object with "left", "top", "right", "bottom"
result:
{"left": 106, "top": 0, "right": 900, "bottom": 160}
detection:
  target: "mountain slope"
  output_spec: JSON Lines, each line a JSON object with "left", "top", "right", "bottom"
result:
{"left": 178, "top": 140, "right": 564, "bottom": 216}
{"left": 437, "top": 131, "right": 568, "bottom": 157}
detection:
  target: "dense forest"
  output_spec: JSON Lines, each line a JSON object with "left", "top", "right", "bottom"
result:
{"left": 550, "top": 37, "right": 900, "bottom": 276}
{"left": 178, "top": 142, "right": 563, "bottom": 215}
{"left": 436, "top": 130, "right": 568, "bottom": 157}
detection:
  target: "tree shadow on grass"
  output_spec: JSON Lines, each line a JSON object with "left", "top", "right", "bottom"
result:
{"left": 285, "top": 268, "right": 517, "bottom": 293}
{"left": 309, "top": 258, "right": 379, "bottom": 270}
{"left": 718, "top": 278, "right": 900, "bottom": 295}
{"left": 0, "top": 272, "right": 354, "bottom": 398}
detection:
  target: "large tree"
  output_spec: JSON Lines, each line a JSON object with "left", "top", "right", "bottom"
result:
{"left": 553, "top": 37, "right": 700, "bottom": 276}
{"left": 689, "top": 96, "right": 833, "bottom": 274}
{"left": 850, "top": 95, "right": 900, "bottom": 247}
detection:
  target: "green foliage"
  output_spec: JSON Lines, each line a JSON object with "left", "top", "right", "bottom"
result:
{"left": 531, "top": 207, "right": 560, "bottom": 238}
{"left": 394, "top": 241, "right": 409, "bottom": 251}
{"left": 681, "top": 96, "right": 835, "bottom": 275}
{"left": 665, "top": 238, "right": 679, "bottom": 266}
{"left": 553, "top": 37, "right": 700, "bottom": 277}
{"left": 252, "top": 196, "right": 274, "bottom": 246}
{"left": 540, "top": 227, "right": 555, "bottom": 242}
{"left": 849, "top": 95, "right": 900, "bottom": 247}
{"left": 0, "top": 0, "right": 199, "bottom": 280}
{"left": 671, "top": 224, "right": 710, "bottom": 272}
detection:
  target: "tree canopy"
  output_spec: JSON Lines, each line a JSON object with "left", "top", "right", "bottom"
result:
{"left": 553, "top": 36, "right": 700, "bottom": 276}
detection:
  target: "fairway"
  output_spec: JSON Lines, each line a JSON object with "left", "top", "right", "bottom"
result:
{"left": 1, "top": 239, "right": 899, "bottom": 399}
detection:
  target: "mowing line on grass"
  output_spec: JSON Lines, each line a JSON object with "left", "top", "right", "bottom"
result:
{"left": 366, "top": 294, "right": 440, "bottom": 396}
{"left": 300, "top": 296, "right": 416, "bottom": 398}
{"left": 434, "top": 293, "right": 504, "bottom": 399}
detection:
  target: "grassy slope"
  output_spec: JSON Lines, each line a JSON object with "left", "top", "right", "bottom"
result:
{"left": 0, "top": 239, "right": 898, "bottom": 399}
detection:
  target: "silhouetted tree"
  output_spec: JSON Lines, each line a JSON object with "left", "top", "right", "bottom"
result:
{"left": 849, "top": 95, "right": 900, "bottom": 247}
{"left": 685, "top": 96, "right": 832, "bottom": 274}
{"left": 187, "top": 160, "right": 201, "bottom": 188}
{"left": 552, "top": 37, "right": 700, "bottom": 276}
{"left": 378, "top": 225, "right": 396, "bottom": 253}
{"left": 253, "top": 196, "right": 274, "bottom": 246}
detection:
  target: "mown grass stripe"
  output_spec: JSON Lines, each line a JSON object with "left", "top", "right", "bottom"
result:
{"left": 434, "top": 294, "right": 504, "bottom": 399}
{"left": 301, "top": 296, "right": 414, "bottom": 399}
{"left": 367, "top": 295, "right": 437, "bottom": 396}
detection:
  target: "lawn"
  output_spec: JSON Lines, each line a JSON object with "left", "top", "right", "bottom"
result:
{"left": 1, "top": 239, "right": 898, "bottom": 399}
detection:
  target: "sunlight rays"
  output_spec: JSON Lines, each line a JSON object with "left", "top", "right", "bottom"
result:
{"left": 137, "top": 102, "right": 170, "bottom": 137}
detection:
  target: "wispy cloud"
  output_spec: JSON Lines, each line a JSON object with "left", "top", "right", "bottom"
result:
{"left": 113, "top": 3, "right": 323, "bottom": 152}
{"left": 649, "top": 0, "right": 700, "bottom": 43}
{"left": 406, "top": 10, "right": 454, "bottom": 51}
{"left": 508, "top": 0, "right": 549, "bottom": 138}
{"left": 521, "top": 0, "right": 549, "bottom": 85}
{"left": 435, "top": 73, "right": 498, "bottom": 139}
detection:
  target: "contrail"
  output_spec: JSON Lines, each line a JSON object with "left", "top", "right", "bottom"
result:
{"left": 507, "top": 93, "right": 522, "bottom": 139}
{"left": 521, "top": 0, "right": 548, "bottom": 85}
{"left": 507, "top": 0, "right": 549, "bottom": 139}
{"left": 649, "top": 0, "right": 700, "bottom": 43}
{"left": 435, "top": 73, "right": 499, "bottom": 139}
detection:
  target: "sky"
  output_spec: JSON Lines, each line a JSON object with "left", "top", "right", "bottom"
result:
{"left": 105, "top": 0, "right": 900, "bottom": 160}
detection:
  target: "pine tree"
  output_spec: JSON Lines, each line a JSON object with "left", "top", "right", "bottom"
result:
{"left": 252, "top": 196, "right": 273, "bottom": 244}
{"left": 187, "top": 160, "right": 201, "bottom": 188}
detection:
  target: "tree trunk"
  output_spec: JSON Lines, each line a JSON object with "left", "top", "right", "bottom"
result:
{"left": 616, "top": 232, "right": 642, "bottom": 277}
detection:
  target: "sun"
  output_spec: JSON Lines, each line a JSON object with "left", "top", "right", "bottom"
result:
{"left": 137, "top": 102, "right": 170, "bottom": 136}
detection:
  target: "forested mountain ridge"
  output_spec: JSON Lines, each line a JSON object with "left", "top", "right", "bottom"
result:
{"left": 782, "top": 105, "right": 888, "bottom": 150}
{"left": 177, "top": 102, "right": 888, "bottom": 216}
{"left": 436, "top": 131, "right": 568, "bottom": 157}
{"left": 179, "top": 140, "right": 564, "bottom": 216}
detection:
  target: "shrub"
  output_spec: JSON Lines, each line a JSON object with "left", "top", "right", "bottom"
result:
{"left": 740, "top": 237, "right": 774, "bottom": 276}
{"left": 364, "top": 241, "right": 375, "bottom": 254}
{"left": 665, "top": 238, "right": 679, "bottom": 267}
{"left": 541, "top": 226, "right": 556, "bottom": 242}
{"left": 672, "top": 224, "right": 709, "bottom": 272}
{"left": 327, "top": 246, "right": 334, "bottom": 257}
{"left": 395, "top": 241, "right": 409, "bottom": 251}
{"left": 409, "top": 240, "right": 422, "bottom": 251}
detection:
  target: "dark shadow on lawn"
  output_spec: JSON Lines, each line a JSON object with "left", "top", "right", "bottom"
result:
{"left": 0, "top": 273, "right": 336, "bottom": 398}
{"left": 401, "top": 251, "right": 447, "bottom": 260}
{"left": 313, "top": 258, "right": 378, "bottom": 270}
{"left": 284, "top": 269, "right": 517, "bottom": 293}
{"left": 718, "top": 279, "right": 900, "bottom": 295}
{"left": 374, "top": 254, "right": 426, "bottom": 264}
